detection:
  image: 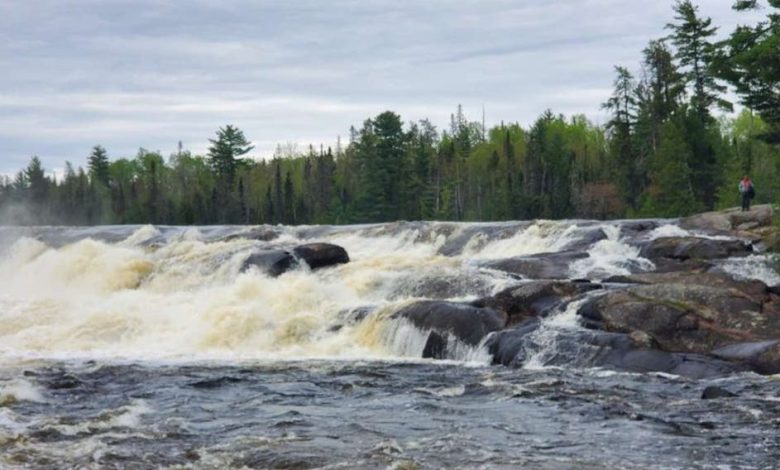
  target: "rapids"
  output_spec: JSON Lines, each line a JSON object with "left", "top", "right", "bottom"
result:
{"left": 0, "top": 219, "right": 778, "bottom": 468}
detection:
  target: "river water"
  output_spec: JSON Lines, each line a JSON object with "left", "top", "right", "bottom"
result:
{"left": 0, "top": 221, "right": 778, "bottom": 469}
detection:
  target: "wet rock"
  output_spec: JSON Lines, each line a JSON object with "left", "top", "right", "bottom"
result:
{"left": 701, "top": 386, "right": 738, "bottom": 399}
{"left": 392, "top": 301, "right": 506, "bottom": 351}
{"left": 578, "top": 283, "right": 780, "bottom": 355}
{"left": 711, "top": 340, "right": 780, "bottom": 375}
{"left": 241, "top": 250, "right": 298, "bottom": 277}
{"left": 221, "top": 226, "right": 281, "bottom": 242}
{"left": 473, "top": 280, "right": 599, "bottom": 326}
{"left": 619, "top": 220, "right": 661, "bottom": 238}
{"left": 484, "top": 320, "right": 541, "bottom": 366}
{"left": 292, "top": 243, "right": 349, "bottom": 270}
{"left": 482, "top": 251, "right": 589, "bottom": 279}
{"left": 486, "top": 325, "right": 740, "bottom": 378}
{"left": 639, "top": 236, "right": 752, "bottom": 261}
{"left": 560, "top": 227, "right": 609, "bottom": 251}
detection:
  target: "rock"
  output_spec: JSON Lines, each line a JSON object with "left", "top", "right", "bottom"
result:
{"left": 701, "top": 386, "right": 738, "bottom": 399}
{"left": 598, "top": 349, "right": 742, "bottom": 379}
{"left": 482, "top": 251, "right": 589, "bottom": 279}
{"left": 639, "top": 236, "right": 752, "bottom": 261}
{"left": 680, "top": 205, "right": 773, "bottom": 234}
{"left": 486, "top": 325, "right": 740, "bottom": 378}
{"left": 619, "top": 220, "right": 661, "bottom": 238}
{"left": 602, "top": 271, "right": 770, "bottom": 299}
{"left": 241, "top": 250, "right": 298, "bottom": 277}
{"left": 292, "top": 243, "right": 349, "bottom": 270}
{"left": 560, "top": 227, "right": 609, "bottom": 251}
{"left": 484, "top": 320, "right": 541, "bottom": 366}
{"left": 472, "top": 280, "right": 599, "bottom": 326}
{"left": 711, "top": 340, "right": 780, "bottom": 375}
{"left": 222, "top": 227, "right": 281, "bottom": 242}
{"left": 578, "top": 283, "right": 780, "bottom": 355}
{"left": 391, "top": 301, "right": 506, "bottom": 358}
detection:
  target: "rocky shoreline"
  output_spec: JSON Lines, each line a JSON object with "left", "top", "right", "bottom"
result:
{"left": 277, "top": 205, "right": 779, "bottom": 379}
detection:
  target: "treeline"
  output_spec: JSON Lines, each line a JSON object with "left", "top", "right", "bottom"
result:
{"left": 1, "top": 0, "right": 778, "bottom": 226}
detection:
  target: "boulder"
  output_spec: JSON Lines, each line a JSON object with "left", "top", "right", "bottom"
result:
{"left": 711, "top": 340, "right": 780, "bottom": 375}
{"left": 484, "top": 320, "right": 541, "bottom": 366}
{"left": 578, "top": 283, "right": 780, "bottom": 355}
{"left": 482, "top": 251, "right": 589, "bottom": 279}
{"left": 292, "top": 243, "right": 349, "bottom": 269}
{"left": 472, "top": 280, "right": 599, "bottom": 326}
{"left": 639, "top": 236, "right": 752, "bottom": 261}
{"left": 701, "top": 386, "right": 738, "bottom": 399}
{"left": 560, "top": 227, "right": 609, "bottom": 252}
{"left": 241, "top": 250, "right": 298, "bottom": 277}
{"left": 391, "top": 301, "right": 506, "bottom": 359}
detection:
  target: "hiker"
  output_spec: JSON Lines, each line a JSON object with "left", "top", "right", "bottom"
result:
{"left": 738, "top": 175, "right": 755, "bottom": 211}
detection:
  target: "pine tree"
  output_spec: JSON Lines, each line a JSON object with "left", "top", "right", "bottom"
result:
{"left": 666, "top": 1, "right": 731, "bottom": 119}
{"left": 88, "top": 145, "right": 110, "bottom": 188}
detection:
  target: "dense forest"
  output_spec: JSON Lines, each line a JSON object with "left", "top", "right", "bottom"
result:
{"left": 2, "top": 0, "right": 778, "bottom": 226}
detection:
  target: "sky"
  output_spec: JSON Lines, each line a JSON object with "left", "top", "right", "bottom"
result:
{"left": 0, "top": 0, "right": 763, "bottom": 175}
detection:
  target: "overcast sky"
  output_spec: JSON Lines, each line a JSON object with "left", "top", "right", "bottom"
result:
{"left": 0, "top": 0, "right": 761, "bottom": 175}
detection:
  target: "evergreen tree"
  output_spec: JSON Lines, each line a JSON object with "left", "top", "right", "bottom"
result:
{"left": 88, "top": 145, "right": 110, "bottom": 188}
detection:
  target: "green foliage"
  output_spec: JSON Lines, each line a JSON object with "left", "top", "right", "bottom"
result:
{"left": 2, "top": 1, "right": 778, "bottom": 225}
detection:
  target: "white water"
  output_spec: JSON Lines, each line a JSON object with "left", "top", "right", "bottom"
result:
{"left": 0, "top": 219, "right": 768, "bottom": 364}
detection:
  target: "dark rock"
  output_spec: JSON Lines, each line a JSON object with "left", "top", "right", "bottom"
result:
{"left": 560, "top": 227, "right": 609, "bottom": 251}
{"left": 639, "top": 236, "right": 752, "bottom": 261}
{"left": 484, "top": 320, "right": 541, "bottom": 366}
{"left": 392, "top": 301, "right": 506, "bottom": 350}
{"left": 486, "top": 324, "right": 740, "bottom": 378}
{"left": 619, "top": 220, "right": 661, "bottom": 238}
{"left": 293, "top": 243, "right": 349, "bottom": 270}
{"left": 701, "top": 386, "right": 738, "bottom": 399}
{"left": 711, "top": 340, "right": 780, "bottom": 375}
{"left": 241, "top": 250, "right": 297, "bottom": 277}
{"left": 473, "top": 280, "right": 599, "bottom": 326}
{"left": 482, "top": 251, "right": 589, "bottom": 279}
{"left": 330, "top": 306, "right": 376, "bottom": 332}
{"left": 578, "top": 283, "right": 780, "bottom": 355}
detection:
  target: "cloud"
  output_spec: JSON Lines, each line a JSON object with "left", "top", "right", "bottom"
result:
{"left": 0, "top": 0, "right": 761, "bottom": 173}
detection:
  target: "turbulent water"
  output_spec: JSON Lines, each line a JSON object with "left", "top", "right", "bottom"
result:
{"left": 0, "top": 220, "right": 778, "bottom": 469}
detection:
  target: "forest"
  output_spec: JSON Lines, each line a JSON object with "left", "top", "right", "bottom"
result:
{"left": 1, "top": 0, "right": 778, "bottom": 226}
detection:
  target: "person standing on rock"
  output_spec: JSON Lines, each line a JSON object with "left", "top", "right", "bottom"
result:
{"left": 738, "top": 175, "right": 755, "bottom": 211}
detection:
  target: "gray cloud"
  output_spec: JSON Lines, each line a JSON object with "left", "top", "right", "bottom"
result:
{"left": 0, "top": 0, "right": 759, "bottom": 174}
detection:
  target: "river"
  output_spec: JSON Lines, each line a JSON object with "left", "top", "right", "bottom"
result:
{"left": 0, "top": 220, "right": 778, "bottom": 468}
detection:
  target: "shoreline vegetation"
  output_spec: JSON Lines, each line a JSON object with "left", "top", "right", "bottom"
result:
{"left": 1, "top": 0, "right": 778, "bottom": 227}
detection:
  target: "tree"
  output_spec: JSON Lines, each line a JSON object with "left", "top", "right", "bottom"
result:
{"left": 641, "top": 118, "right": 698, "bottom": 217}
{"left": 602, "top": 66, "right": 640, "bottom": 206}
{"left": 716, "top": 0, "right": 780, "bottom": 142}
{"left": 207, "top": 125, "right": 254, "bottom": 184}
{"left": 666, "top": 1, "right": 731, "bottom": 119}
{"left": 88, "top": 145, "right": 110, "bottom": 188}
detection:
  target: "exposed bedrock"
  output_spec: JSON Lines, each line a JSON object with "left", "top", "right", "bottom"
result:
{"left": 639, "top": 236, "right": 753, "bottom": 262}
{"left": 485, "top": 322, "right": 742, "bottom": 378}
{"left": 577, "top": 281, "right": 780, "bottom": 372}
